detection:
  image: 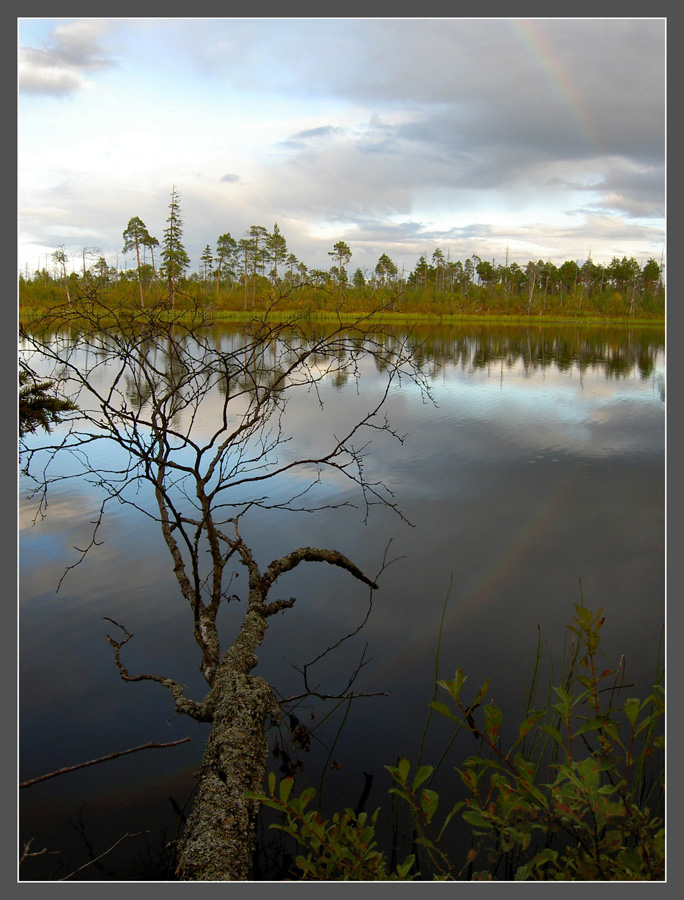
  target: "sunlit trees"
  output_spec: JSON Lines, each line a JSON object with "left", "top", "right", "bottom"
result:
{"left": 284, "top": 253, "right": 299, "bottom": 282}
{"left": 215, "top": 232, "right": 237, "bottom": 292}
{"left": 247, "top": 225, "right": 269, "bottom": 305}
{"left": 475, "top": 258, "right": 497, "bottom": 289}
{"left": 329, "top": 240, "right": 352, "bottom": 301}
{"left": 237, "top": 237, "right": 252, "bottom": 308}
{"left": 374, "top": 253, "right": 397, "bottom": 288}
{"left": 146, "top": 233, "right": 160, "bottom": 282}
{"left": 200, "top": 244, "right": 214, "bottom": 285}
{"left": 642, "top": 258, "right": 662, "bottom": 294}
{"left": 353, "top": 267, "right": 367, "bottom": 289}
{"left": 160, "top": 186, "right": 190, "bottom": 308}
{"left": 524, "top": 260, "right": 541, "bottom": 313}
{"left": 558, "top": 260, "right": 580, "bottom": 308}
{"left": 539, "top": 260, "right": 559, "bottom": 310}
{"left": 123, "top": 216, "right": 158, "bottom": 307}
{"left": 607, "top": 256, "right": 643, "bottom": 313}
{"left": 266, "top": 222, "right": 288, "bottom": 283}
{"left": 414, "top": 255, "right": 429, "bottom": 291}
{"left": 93, "top": 256, "right": 114, "bottom": 286}
{"left": 20, "top": 206, "right": 665, "bottom": 319}
{"left": 432, "top": 248, "right": 446, "bottom": 292}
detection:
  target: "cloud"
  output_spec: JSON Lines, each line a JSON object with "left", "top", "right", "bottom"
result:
{"left": 582, "top": 161, "right": 665, "bottom": 218}
{"left": 19, "top": 20, "right": 116, "bottom": 95}
{"left": 291, "top": 125, "right": 343, "bottom": 141}
{"left": 279, "top": 124, "right": 345, "bottom": 150}
{"left": 17, "top": 18, "right": 664, "bottom": 277}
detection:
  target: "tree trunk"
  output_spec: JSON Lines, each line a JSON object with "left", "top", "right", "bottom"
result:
{"left": 176, "top": 665, "right": 280, "bottom": 881}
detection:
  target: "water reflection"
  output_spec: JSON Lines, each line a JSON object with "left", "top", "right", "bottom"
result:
{"left": 23, "top": 320, "right": 665, "bottom": 386}
{"left": 386, "top": 323, "right": 664, "bottom": 382}
{"left": 19, "top": 322, "right": 664, "bottom": 880}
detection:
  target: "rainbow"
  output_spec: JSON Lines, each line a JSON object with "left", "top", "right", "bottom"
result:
{"left": 508, "top": 19, "right": 598, "bottom": 154}
{"left": 370, "top": 468, "right": 576, "bottom": 686}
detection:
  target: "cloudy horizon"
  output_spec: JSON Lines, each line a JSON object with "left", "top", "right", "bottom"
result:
{"left": 18, "top": 17, "right": 666, "bottom": 279}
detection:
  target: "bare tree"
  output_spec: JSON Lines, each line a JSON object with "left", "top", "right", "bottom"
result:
{"left": 20, "top": 289, "right": 429, "bottom": 880}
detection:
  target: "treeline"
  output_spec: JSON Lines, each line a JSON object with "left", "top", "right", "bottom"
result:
{"left": 20, "top": 187, "right": 665, "bottom": 320}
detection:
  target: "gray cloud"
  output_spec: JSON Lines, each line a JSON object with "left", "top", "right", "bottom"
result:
{"left": 279, "top": 124, "right": 345, "bottom": 151}
{"left": 19, "top": 20, "right": 116, "bottom": 95}
{"left": 582, "top": 162, "right": 665, "bottom": 218}
{"left": 204, "top": 19, "right": 664, "bottom": 208}
{"left": 292, "top": 125, "right": 343, "bottom": 141}
{"left": 19, "top": 18, "right": 665, "bottom": 277}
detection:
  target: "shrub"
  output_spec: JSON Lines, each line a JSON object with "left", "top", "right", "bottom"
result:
{"left": 251, "top": 604, "right": 664, "bottom": 880}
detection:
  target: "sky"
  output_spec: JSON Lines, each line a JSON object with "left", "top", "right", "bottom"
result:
{"left": 17, "top": 17, "right": 666, "bottom": 279}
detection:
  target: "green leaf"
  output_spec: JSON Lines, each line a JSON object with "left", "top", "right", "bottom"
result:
{"left": 462, "top": 809, "right": 491, "bottom": 830}
{"left": 484, "top": 703, "right": 503, "bottom": 739}
{"left": 420, "top": 788, "right": 439, "bottom": 823}
{"left": 252, "top": 796, "right": 286, "bottom": 812}
{"left": 268, "top": 771, "right": 276, "bottom": 796}
{"left": 541, "top": 724, "right": 565, "bottom": 745}
{"left": 412, "top": 765, "right": 434, "bottom": 791}
{"left": 416, "top": 834, "right": 436, "bottom": 850}
{"left": 279, "top": 776, "right": 294, "bottom": 804}
{"left": 518, "top": 710, "right": 543, "bottom": 741}
{"left": 439, "top": 667, "right": 466, "bottom": 702}
{"left": 429, "top": 700, "right": 458, "bottom": 720}
{"left": 473, "top": 678, "right": 491, "bottom": 707}
{"left": 469, "top": 757, "right": 510, "bottom": 776}
{"left": 395, "top": 854, "right": 416, "bottom": 878}
{"left": 388, "top": 787, "right": 412, "bottom": 805}
{"left": 295, "top": 855, "right": 311, "bottom": 874}
{"left": 299, "top": 787, "right": 316, "bottom": 808}
{"left": 438, "top": 800, "right": 465, "bottom": 839}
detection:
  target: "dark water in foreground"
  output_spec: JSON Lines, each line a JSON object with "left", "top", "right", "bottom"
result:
{"left": 19, "top": 323, "right": 665, "bottom": 880}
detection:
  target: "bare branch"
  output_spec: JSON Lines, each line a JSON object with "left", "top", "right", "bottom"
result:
{"left": 104, "top": 619, "right": 212, "bottom": 721}
{"left": 20, "top": 290, "right": 431, "bottom": 880}
{"left": 59, "top": 831, "right": 149, "bottom": 881}
{"left": 262, "top": 546, "right": 380, "bottom": 594}
{"left": 20, "top": 738, "right": 191, "bottom": 788}
{"left": 19, "top": 839, "right": 60, "bottom": 866}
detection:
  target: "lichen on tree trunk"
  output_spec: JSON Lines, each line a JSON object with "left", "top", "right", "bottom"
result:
{"left": 176, "top": 667, "right": 281, "bottom": 881}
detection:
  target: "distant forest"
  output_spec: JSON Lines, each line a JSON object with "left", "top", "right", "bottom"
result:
{"left": 20, "top": 189, "right": 665, "bottom": 319}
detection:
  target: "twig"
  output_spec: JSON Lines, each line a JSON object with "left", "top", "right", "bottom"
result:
{"left": 20, "top": 738, "right": 191, "bottom": 788}
{"left": 59, "top": 831, "right": 149, "bottom": 881}
{"left": 19, "top": 838, "right": 60, "bottom": 865}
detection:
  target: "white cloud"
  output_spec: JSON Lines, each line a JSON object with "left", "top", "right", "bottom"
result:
{"left": 18, "top": 18, "right": 665, "bottom": 275}
{"left": 19, "top": 19, "right": 116, "bottom": 94}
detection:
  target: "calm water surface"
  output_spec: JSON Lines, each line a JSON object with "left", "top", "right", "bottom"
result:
{"left": 19, "top": 323, "right": 665, "bottom": 880}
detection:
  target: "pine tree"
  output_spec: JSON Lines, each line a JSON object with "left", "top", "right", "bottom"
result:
{"left": 215, "top": 233, "right": 237, "bottom": 292}
{"left": 160, "top": 186, "right": 190, "bottom": 307}
{"left": 123, "top": 216, "right": 158, "bottom": 307}
{"left": 247, "top": 225, "right": 268, "bottom": 305}
{"left": 328, "top": 240, "right": 352, "bottom": 302}
{"left": 266, "top": 223, "right": 288, "bottom": 283}
{"left": 200, "top": 245, "right": 214, "bottom": 285}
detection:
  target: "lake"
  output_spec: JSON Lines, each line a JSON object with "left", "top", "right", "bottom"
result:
{"left": 19, "top": 321, "right": 665, "bottom": 880}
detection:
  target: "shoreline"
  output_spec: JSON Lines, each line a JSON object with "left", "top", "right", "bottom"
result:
{"left": 19, "top": 305, "right": 665, "bottom": 328}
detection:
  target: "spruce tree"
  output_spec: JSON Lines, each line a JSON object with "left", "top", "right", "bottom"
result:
{"left": 160, "top": 186, "right": 190, "bottom": 307}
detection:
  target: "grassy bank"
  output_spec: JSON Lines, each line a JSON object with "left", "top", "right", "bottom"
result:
{"left": 19, "top": 302, "right": 664, "bottom": 330}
